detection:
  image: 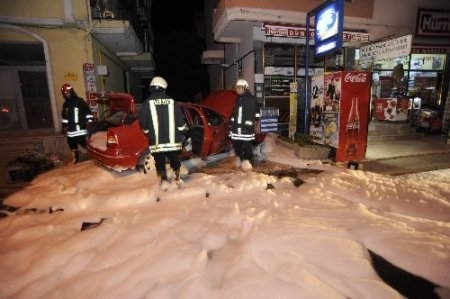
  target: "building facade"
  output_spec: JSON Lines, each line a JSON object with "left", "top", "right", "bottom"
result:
{"left": 0, "top": 0, "right": 154, "bottom": 138}
{"left": 202, "top": 0, "right": 450, "bottom": 135}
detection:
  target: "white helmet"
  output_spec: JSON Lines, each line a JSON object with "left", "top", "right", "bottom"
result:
{"left": 236, "top": 79, "right": 249, "bottom": 89}
{"left": 150, "top": 76, "right": 168, "bottom": 89}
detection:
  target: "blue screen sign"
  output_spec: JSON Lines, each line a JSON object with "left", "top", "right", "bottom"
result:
{"left": 314, "top": 0, "right": 343, "bottom": 56}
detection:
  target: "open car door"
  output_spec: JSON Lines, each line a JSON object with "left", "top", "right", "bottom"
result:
{"left": 181, "top": 103, "right": 231, "bottom": 159}
{"left": 181, "top": 106, "right": 204, "bottom": 157}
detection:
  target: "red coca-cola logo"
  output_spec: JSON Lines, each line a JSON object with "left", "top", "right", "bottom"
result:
{"left": 375, "top": 103, "right": 384, "bottom": 112}
{"left": 344, "top": 73, "right": 368, "bottom": 83}
{"left": 346, "top": 122, "right": 360, "bottom": 130}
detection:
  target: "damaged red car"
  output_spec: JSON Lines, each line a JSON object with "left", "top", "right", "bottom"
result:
{"left": 87, "top": 92, "right": 233, "bottom": 173}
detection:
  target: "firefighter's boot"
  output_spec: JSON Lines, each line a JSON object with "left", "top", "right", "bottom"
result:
{"left": 71, "top": 150, "right": 80, "bottom": 164}
{"left": 235, "top": 157, "right": 241, "bottom": 168}
{"left": 74, "top": 150, "right": 81, "bottom": 164}
{"left": 174, "top": 168, "right": 184, "bottom": 189}
{"left": 158, "top": 169, "right": 168, "bottom": 182}
{"left": 158, "top": 170, "right": 169, "bottom": 190}
{"left": 174, "top": 168, "right": 181, "bottom": 183}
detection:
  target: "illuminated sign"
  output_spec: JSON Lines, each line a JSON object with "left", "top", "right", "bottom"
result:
{"left": 415, "top": 8, "right": 450, "bottom": 38}
{"left": 315, "top": 4, "right": 339, "bottom": 43}
{"left": 316, "top": 40, "right": 337, "bottom": 55}
{"left": 314, "top": 0, "right": 344, "bottom": 56}
{"left": 262, "top": 23, "right": 370, "bottom": 42}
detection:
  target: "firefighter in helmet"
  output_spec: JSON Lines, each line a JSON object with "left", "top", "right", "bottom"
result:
{"left": 230, "top": 79, "right": 259, "bottom": 171}
{"left": 138, "top": 76, "right": 188, "bottom": 187}
{"left": 61, "top": 83, "right": 93, "bottom": 163}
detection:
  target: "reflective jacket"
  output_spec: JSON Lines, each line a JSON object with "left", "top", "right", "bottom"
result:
{"left": 62, "top": 97, "right": 93, "bottom": 137}
{"left": 230, "top": 91, "right": 259, "bottom": 141}
{"left": 138, "top": 90, "right": 187, "bottom": 153}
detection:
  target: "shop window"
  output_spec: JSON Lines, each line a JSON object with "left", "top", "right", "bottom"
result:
{"left": 264, "top": 44, "right": 295, "bottom": 97}
{"left": 368, "top": 53, "right": 446, "bottom": 107}
{"left": 0, "top": 71, "right": 23, "bottom": 131}
{"left": 262, "top": 43, "right": 357, "bottom": 135}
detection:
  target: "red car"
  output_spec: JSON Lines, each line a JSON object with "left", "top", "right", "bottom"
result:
{"left": 87, "top": 92, "right": 232, "bottom": 173}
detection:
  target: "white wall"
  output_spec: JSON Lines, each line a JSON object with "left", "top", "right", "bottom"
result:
{"left": 207, "top": 0, "right": 450, "bottom": 94}
{"left": 346, "top": 0, "right": 450, "bottom": 43}
{"left": 223, "top": 24, "right": 255, "bottom": 93}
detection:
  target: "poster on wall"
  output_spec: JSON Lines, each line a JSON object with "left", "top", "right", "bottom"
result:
{"left": 322, "top": 112, "right": 339, "bottom": 147}
{"left": 307, "top": 71, "right": 370, "bottom": 161}
{"left": 323, "top": 72, "right": 341, "bottom": 112}
{"left": 83, "top": 63, "right": 99, "bottom": 120}
{"left": 289, "top": 82, "right": 298, "bottom": 138}
{"left": 310, "top": 74, "right": 324, "bottom": 142}
{"left": 373, "top": 98, "right": 410, "bottom": 122}
{"left": 410, "top": 54, "right": 446, "bottom": 70}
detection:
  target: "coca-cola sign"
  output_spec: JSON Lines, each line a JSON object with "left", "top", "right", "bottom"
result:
{"left": 346, "top": 122, "right": 360, "bottom": 130}
{"left": 344, "top": 73, "right": 368, "bottom": 83}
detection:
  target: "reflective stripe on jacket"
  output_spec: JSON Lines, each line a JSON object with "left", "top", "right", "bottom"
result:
{"left": 62, "top": 97, "right": 93, "bottom": 137}
{"left": 138, "top": 91, "right": 187, "bottom": 153}
{"left": 230, "top": 91, "right": 258, "bottom": 141}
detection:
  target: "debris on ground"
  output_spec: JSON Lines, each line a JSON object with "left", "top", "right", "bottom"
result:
{"left": 6, "top": 151, "right": 63, "bottom": 183}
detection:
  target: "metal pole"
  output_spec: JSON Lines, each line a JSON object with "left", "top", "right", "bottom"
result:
{"left": 304, "top": 14, "right": 311, "bottom": 134}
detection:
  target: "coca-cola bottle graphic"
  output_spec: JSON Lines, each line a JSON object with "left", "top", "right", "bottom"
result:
{"left": 345, "top": 97, "right": 360, "bottom": 157}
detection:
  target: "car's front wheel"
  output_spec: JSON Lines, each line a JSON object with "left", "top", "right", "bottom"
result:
{"left": 137, "top": 149, "right": 155, "bottom": 174}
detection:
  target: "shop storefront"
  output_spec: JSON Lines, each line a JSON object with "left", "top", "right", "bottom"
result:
{"left": 359, "top": 7, "right": 450, "bottom": 137}
{"left": 367, "top": 47, "right": 449, "bottom": 130}
{"left": 206, "top": 0, "right": 450, "bottom": 153}
{"left": 255, "top": 23, "right": 368, "bottom": 135}
{"left": 253, "top": 35, "right": 450, "bottom": 163}
{"left": 256, "top": 26, "right": 450, "bottom": 138}
{"left": 359, "top": 32, "right": 449, "bottom": 136}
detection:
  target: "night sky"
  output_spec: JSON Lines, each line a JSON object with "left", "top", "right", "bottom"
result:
{"left": 150, "top": 0, "right": 208, "bottom": 102}
{"left": 151, "top": 1, "right": 204, "bottom": 36}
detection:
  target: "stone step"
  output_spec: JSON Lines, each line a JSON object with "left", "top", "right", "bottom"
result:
{"left": 368, "top": 122, "right": 413, "bottom": 132}
{"left": 367, "top": 132, "right": 424, "bottom": 142}
{"left": 367, "top": 128, "right": 418, "bottom": 136}
{"left": 367, "top": 121, "right": 423, "bottom": 142}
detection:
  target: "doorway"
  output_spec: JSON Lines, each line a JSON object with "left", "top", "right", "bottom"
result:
{"left": 0, "top": 69, "right": 53, "bottom": 132}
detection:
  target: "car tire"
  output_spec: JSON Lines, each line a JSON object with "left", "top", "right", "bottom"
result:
{"left": 138, "top": 149, "right": 155, "bottom": 174}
